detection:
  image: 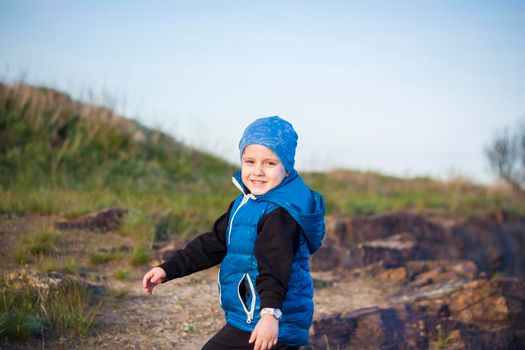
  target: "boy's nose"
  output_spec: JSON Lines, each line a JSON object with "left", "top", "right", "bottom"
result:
{"left": 254, "top": 164, "right": 264, "bottom": 175}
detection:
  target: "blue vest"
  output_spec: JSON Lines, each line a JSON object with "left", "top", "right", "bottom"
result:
{"left": 218, "top": 171, "right": 325, "bottom": 346}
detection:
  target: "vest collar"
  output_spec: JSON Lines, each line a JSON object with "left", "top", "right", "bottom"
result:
{"left": 231, "top": 176, "right": 257, "bottom": 200}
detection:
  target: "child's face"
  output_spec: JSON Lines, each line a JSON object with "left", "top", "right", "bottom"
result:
{"left": 241, "top": 144, "right": 287, "bottom": 195}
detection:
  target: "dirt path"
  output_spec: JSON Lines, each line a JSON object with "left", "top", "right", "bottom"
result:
{"left": 85, "top": 269, "right": 224, "bottom": 349}
{"left": 84, "top": 269, "right": 388, "bottom": 349}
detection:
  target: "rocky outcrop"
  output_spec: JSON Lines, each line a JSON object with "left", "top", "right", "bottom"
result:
{"left": 308, "top": 276, "right": 525, "bottom": 349}
{"left": 308, "top": 212, "right": 525, "bottom": 348}
{"left": 312, "top": 213, "right": 525, "bottom": 277}
{"left": 55, "top": 207, "right": 127, "bottom": 232}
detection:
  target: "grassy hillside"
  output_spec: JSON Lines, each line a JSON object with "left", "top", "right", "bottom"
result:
{"left": 0, "top": 82, "right": 239, "bottom": 240}
{"left": 304, "top": 169, "right": 524, "bottom": 220}
{"left": 1, "top": 81, "right": 523, "bottom": 233}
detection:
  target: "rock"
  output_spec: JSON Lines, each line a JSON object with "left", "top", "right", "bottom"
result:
{"left": 307, "top": 278, "right": 525, "bottom": 349}
{"left": 359, "top": 232, "right": 419, "bottom": 267}
{"left": 352, "top": 260, "right": 478, "bottom": 287}
{"left": 307, "top": 307, "right": 405, "bottom": 350}
{"left": 157, "top": 240, "right": 187, "bottom": 261}
{"left": 313, "top": 213, "right": 525, "bottom": 278}
{"left": 55, "top": 207, "right": 127, "bottom": 232}
{"left": 352, "top": 261, "right": 409, "bottom": 285}
{"left": 310, "top": 237, "right": 356, "bottom": 271}
{"left": 406, "top": 260, "right": 478, "bottom": 287}
{"left": 442, "top": 278, "right": 524, "bottom": 331}
{"left": 451, "top": 219, "right": 525, "bottom": 277}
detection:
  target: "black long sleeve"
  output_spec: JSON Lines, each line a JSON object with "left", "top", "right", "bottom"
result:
{"left": 158, "top": 202, "right": 301, "bottom": 311}
{"left": 255, "top": 208, "right": 301, "bottom": 310}
{"left": 158, "top": 201, "right": 233, "bottom": 281}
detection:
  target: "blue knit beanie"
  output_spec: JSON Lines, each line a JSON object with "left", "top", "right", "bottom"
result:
{"left": 239, "top": 116, "right": 298, "bottom": 174}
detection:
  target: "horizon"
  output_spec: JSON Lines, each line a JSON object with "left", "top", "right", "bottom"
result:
{"left": 1, "top": 1, "right": 524, "bottom": 185}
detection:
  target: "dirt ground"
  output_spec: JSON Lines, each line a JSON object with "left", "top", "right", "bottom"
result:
{"left": 79, "top": 269, "right": 388, "bottom": 349}
{"left": 0, "top": 214, "right": 389, "bottom": 350}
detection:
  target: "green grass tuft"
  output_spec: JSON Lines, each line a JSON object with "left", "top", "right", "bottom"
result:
{"left": 113, "top": 269, "right": 129, "bottom": 280}
{"left": 0, "top": 273, "right": 102, "bottom": 342}
{"left": 63, "top": 258, "right": 79, "bottom": 275}
{"left": 0, "top": 310, "right": 46, "bottom": 342}
{"left": 89, "top": 251, "right": 122, "bottom": 265}
{"left": 131, "top": 245, "right": 149, "bottom": 266}
{"left": 15, "top": 230, "right": 60, "bottom": 264}
{"left": 46, "top": 279, "right": 102, "bottom": 337}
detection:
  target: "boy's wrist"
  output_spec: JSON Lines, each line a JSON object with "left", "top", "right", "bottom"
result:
{"left": 156, "top": 263, "right": 172, "bottom": 282}
{"left": 260, "top": 307, "right": 282, "bottom": 320}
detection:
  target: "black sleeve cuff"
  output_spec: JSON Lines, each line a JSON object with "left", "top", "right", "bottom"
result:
{"left": 260, "top": 292, "right": 284, "bottom": 309}
{"left": 157, "top": 260, "right": 179, "bottom": 282}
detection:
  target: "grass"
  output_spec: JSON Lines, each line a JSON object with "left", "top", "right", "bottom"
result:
{"left": 107, "top": 288, "right": 129, "bottom": 299}
{"left": 303, "top": 170, "right": 525, "bottom": 219}
{"left": 15, "top": 230, "right": 60, "bottom": 264}
{"left": 0, "top": 271, "right": 101, "bottom": 342}
{"left": 63, "top": 258, "right": 79, "bottom": 275}
{"left": 113, "top": 269, "right": 129, "bottom": 280}
{"left": 46, "top": 279, "right": 102, "bottom": 337}
{"left": 429, "top": 323, "right": 454, "bottom": 350}
{"left": 130, "top": 245, "right": 149, "bottom": 266}
{"left": 89, "top": 251, "right": 122, "bottom": 265}
{"left": 38, "top": 258, "right": 59, "bottom": 273}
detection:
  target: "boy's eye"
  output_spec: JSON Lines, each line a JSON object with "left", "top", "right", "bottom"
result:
{"left": 267, "top": 161, "right": 276, "bottom": 166}
{"left": 244, "top": 159, "right": 255, "bottom": 164}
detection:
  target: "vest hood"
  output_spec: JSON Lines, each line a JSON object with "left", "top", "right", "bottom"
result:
{"left": 232, "top": 171, "right": 326, "bottom": 254}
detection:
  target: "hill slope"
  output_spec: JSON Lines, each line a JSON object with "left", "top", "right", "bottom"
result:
{"left": 1, "top": 81, "right": 523, "bottom": 224}
{"left": 0, "top": 82, "right": 235, "bottom": 192}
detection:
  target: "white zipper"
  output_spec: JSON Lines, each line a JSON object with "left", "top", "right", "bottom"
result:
{"left": 227, "top": 195, "right": 249, "bottom": 245}
{"left": 229, "top": 176, "right": 258, "bottom": 323}
{"left": 245, "top": 274, "right": 256, "bottom": 323}
{"left": 217, "top": 267, "right": 222, "bottom": 306}
{"left": 237, "top": 273, "right": 256, "bottom": 323}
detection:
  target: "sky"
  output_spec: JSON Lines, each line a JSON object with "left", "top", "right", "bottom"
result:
{"left": 1, "top": 1, "right": 524, "bottom": 185}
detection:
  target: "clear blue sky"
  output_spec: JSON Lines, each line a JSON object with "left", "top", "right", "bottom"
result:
{"left": 1, "top": 1, "right": 524, "bottom": 184}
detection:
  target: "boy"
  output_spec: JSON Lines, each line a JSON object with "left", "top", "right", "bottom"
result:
{"left": 143, "top": 116, "right": 325, "bottom": 350}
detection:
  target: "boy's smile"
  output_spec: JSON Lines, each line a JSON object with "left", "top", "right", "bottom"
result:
{"left": 241, "top": 144, "right": 287, "bottom": 195}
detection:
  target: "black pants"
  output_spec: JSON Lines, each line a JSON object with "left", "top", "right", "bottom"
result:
{"left": 202, "top": 324, "right": 299, "bottom": 350}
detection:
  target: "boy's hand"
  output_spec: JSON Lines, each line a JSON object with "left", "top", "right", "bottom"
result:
{"left": 248, "top": 314, "right": 279, "bottom": 350}
{"left": 142, "top": 267, "right": 167, "bottom": 295}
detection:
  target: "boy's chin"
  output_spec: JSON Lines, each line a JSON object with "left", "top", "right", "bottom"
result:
{"left": 249, "top": 189, "right": 269, "bottom": 196}
{"left": 247, "top": 186, "right": 271, "bottom": 196}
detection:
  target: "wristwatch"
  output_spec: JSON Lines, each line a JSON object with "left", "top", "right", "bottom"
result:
{"left": 260, "top": 307, "right": 282, "bottom": 320}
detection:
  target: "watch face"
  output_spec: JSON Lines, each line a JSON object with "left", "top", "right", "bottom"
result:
{"left": 274, "top": 309, "right": 282, "bottom": 319}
